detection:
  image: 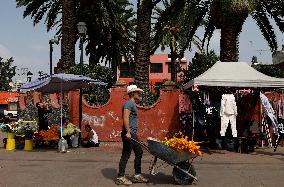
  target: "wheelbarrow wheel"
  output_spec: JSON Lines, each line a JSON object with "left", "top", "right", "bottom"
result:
{"left": 172, "top": 162, "right": 196, "bottom": 185}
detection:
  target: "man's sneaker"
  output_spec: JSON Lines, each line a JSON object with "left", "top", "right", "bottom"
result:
{"left": 132, "top": 174, "right": 149, "bottom": 183}
{"left": 115, "top": 176, "right": 133, "bottom": 186}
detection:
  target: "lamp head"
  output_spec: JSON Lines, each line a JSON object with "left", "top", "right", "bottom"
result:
{"left": 77, "top": 22, "right": 87, "bottom": 35}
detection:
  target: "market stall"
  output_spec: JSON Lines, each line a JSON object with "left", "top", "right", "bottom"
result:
{"left": 184, "top": 61, "right": 284, "bottom": 152}
{"left": 1, "top": 74, "right": 107, "bottom": 151}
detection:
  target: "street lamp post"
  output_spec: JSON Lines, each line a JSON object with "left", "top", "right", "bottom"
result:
{"left": 77, "top": 22, "right": 87, "bottom": 146}
{"left": 49, "top": 36, "right": 59, "bottom": 76}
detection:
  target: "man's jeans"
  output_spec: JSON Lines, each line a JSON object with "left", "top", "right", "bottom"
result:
{"left": 118, "top": 133, "right": 143, "bottom": 177}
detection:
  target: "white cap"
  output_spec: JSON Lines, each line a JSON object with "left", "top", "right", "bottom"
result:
{"left": 127, "top": 85, "right": 143, "bottom": 94}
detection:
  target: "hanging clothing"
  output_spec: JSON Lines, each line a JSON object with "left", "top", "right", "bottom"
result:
{"left": 179, "top": 113, "right": 193, "bottom": 136}
{"left": 278, "top": 95, "right": 284, "bottom": 119}
{"left": 220, "top": 94, "right": 238, "bottom": 137}
{"left": 179, "top": 93, "right": 192, "bottom": 113}
{"left": 220, "top": 94, "right": 238, "bottom": 116}
{"left": 260, "top": 93, "right": 279, "bottom": 135}
{"left": 220, "top": 115, "right": 237, "bottom": 137}
{"left": 271, "top": 100, "right": 279, "bottom": 118}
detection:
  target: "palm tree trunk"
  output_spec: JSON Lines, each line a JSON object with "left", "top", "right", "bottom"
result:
{"left": 89, "top": 37, "right": 97, "bottom": 67}
{"left": 220, "top": 23, "right": 244, "bottom": 62}
{"left": 170, "top": 47, "right": 177, "bottom": 82}
{"left": 134, "top": 0, "right": 152, "bottom": 92}
{"left": 60, "top": 0, "right": 76, "bottom": 72}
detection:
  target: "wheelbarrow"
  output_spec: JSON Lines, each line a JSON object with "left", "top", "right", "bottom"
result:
{"left": 131, "top": 137, "right": 198, "bottom": 185}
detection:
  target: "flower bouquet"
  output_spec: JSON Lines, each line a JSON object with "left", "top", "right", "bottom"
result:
{"left": 35, "top": 125, "right": 59, "bottom": 142}
{"left": 163, "top": 132, "right": 202, "bottom": 156}
{"left": 62, "top": 123, "right": 80, "bottom": 136}
{"left": 16, "top": 120, "right": 38, "bottom": 137}
{"left": 0, "top": 121, "right": 19, "bottom": 134}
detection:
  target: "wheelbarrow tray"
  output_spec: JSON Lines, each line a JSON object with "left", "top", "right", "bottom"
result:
{"left": 147, "top": 139, "right": 196, "bottom": 165}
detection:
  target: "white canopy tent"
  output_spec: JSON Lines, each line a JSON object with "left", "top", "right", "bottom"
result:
{"left": 185, "top": 61, "right": 284, "bottom": 89}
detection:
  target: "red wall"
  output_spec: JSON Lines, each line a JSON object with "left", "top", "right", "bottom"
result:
{"left": 69, "top": 87, "right": 180, "bottom": 141}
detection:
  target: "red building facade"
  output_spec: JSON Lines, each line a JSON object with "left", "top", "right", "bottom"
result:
{"left": 118, "top": 54, "right": 187, "bottom": 89}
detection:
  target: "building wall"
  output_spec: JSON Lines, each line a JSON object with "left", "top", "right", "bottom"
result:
{"left": 118, "top": 54, "right": 187, "bottom": 87}
{"left": 69, "top": 86, "right": 180, "bottom": 141}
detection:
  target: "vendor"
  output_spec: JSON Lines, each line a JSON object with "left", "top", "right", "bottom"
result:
{"left": 82, "top": 125, "right": 99, "bottom": 147}
{"left": 36, "top": 102, "right": 50, "bottom": 131}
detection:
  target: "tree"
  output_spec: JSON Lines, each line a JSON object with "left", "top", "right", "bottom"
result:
{"left": 60, "top": 0, "right": 77, "bottom": 71}
{"left": 17, "top": 0, "right": 135, "bottom": 74}
{"left": 253, "top": 64, "right": 284, "bottom": 78}
{"left": 66, "top": 64, "right": 115, "bottom": 106}
{"left": 154, "top": 0, "right": 284, "bottom": 62}
{"left": 152, "top": 0, "right": 205, "bottom": 82}
{"left": 134, "top": 0, "right": 161, "bottom": 105}
{"left": 180, "top": 51, "right": 219, "bottom": 84}
{"left": 0, "top": 57, "right": 16, "bottom": 91}
{"left": 79, "top": 0, "right": 135, "bottom": 69}
{"left": 251, "top": 56, "right": 259, "bottom": 65}
{"left": 16, "top": 0, "right": 76, "bottom": 71}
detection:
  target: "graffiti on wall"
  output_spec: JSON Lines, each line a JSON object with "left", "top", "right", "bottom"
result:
{"left": 83, "top": 113, "right": 105, "bottom": 127}
{"left": 108, "top": 111, "right": 119, "bottom": 122}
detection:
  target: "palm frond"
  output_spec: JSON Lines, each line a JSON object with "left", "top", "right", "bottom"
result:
{"left": 252, "top": 7, "right": 278, "bottom": 52}
{"left": 202, "top": 15, "right": 216, "bottom": 52}
{"left": 262, "top": 0, "right": 284, "bottom": 33}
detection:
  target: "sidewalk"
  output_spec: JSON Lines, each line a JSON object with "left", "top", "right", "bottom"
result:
{"left": 0, "top": 143, "right": 284, "bottom": 187}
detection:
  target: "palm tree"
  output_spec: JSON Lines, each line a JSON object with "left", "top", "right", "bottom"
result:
{"left": 60, "top": 0, "right": 77, "bottom": 71}
{"left": 17, "top": 0, "right": 135, "bottom": 74}
{"left": 134, "top": 0, "right": 161, "bottom": 97}
{"left": 154, "top": 0, "right": 284, "bottom": 62}
{"left": 16, "top": 0, "right": 61, "bottom": 32}
{"left": 79, "top": 0, "right": 135, "bottom": 69}
{"left": 16, "top": 0, "right": 76, "bottom": 71}
{"left": 152, "top": 0, "right": 204, "bottom": 82}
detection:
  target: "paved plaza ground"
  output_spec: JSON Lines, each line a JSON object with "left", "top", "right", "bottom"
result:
{"left": 0, "top": 143, "right": 284, "bottom": 187}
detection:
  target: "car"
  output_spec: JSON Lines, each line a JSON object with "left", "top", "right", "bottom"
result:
{"left": 3, "top": 110, "right": 17, "bottom": 118}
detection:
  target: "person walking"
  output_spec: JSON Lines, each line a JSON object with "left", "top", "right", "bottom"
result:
{"left": 116, "top": 85, "right": 149, "bottom": 186}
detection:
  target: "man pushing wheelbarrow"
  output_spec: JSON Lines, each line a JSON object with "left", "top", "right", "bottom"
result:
{"left": 116, "top": 85, "right": 201, "bottom": 186}
{"left": 116, "top": 85, "right": 149, "bottom": 186}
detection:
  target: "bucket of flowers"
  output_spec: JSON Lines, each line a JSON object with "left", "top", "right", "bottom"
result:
{"left": 62, "top": 123, "right": 80, "bottom": 137}
{"left": 0, "top": 121, "right": 20, "bottom": 150}
{"left": 0, "top": 121, "right": 19, "bottom": 139}
{"left": 17, "top": 120, "right": 38, "bottom": 139}
{"left": 34, "top": 125, "right": 60, "bottom": 144}
{"left": 62, "top": 123, "right": 80, "bottom": 148}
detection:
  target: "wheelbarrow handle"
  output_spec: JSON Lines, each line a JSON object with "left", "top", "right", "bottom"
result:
{"left": 130, "top": 138, "right": 151, "bottom": 152}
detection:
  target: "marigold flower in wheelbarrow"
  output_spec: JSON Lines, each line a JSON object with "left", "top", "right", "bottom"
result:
{"left": 163, "top": 132, "right": 202, "bottom": 156}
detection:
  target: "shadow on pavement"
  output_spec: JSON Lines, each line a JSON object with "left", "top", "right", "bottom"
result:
{"left": 101, "top": 168, "right": 117, "bottom": 182}
{"left": 145, "top": 173, "right": 176, "bottom": 185}
{"left": 101, "top": 168, "right": 176, "bottom": 185}
{"left": 254, "top": 150, "right": 284, "bottom": 157}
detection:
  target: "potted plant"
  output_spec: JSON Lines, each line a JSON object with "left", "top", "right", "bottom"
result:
{"left": 17, "top": 120, "right": 38, "bottom": 138}
{"left": 16, "top": 120, "right": 38, "bottom": 151}
{"left": 0, "top": 122, "right": 19, "bottom": 150}
{"left": 62, "top": 123, "right": 81, "bottom": 148}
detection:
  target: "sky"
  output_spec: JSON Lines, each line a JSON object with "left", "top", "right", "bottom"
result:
{"left": 0, "top": 0, "right": 284, "bottom": 82}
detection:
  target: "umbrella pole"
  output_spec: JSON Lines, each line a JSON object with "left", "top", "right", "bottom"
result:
{"left": 60, "top": 81, "right": 63, "bottom": 139}
{"left": 78, "top": 88, "right": 82, "bottom": 146}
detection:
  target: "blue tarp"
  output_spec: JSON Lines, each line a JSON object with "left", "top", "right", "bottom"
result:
{"left": 21, "top": 73, "right": 107, "bottom": 93}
